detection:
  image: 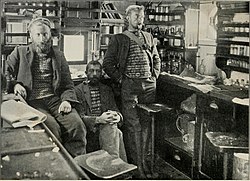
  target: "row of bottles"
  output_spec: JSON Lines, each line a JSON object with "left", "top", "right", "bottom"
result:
{"left": 146, "top": 25, "right": 184, "bottom": 48}
{"left": 160, "top": 51, "right": 184, "bottom": 74}
{"left": 146, "top": 3, "right": 184, "bottom": 22}
{"left": 146, "top": 25, "right": 184, "bottom": 36}
{"left": 4, "top": 2, "right": 59, "bottom": 16}
{"left": 226, "top": 59, "right": 249, "bottom": 69}
{"left": 222, "top": 26, "right": 249, "bottom": 33}
{"left": 230, "top": 45, "right": 249, "bottom": 56}
{"left": 148, "top": 13, "right": 182, "bottom": 22}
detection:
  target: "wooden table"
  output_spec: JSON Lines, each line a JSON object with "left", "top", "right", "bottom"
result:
{"left": 1, "top": 122, "right": 90, "bottom": 180}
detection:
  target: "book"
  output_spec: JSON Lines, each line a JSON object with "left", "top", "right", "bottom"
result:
{"left": 1, "top": 99, "right": 47, "bottom": 128}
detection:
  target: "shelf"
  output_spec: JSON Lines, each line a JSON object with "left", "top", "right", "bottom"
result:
{"left": 219, "top": 23, "right": 249, "bottom": 27}
{"left": 4, "top": 4, "right": 60, "bottom": 11}
{"left": 220, "top": 65, "right": 249, "bottom": 74}
{"left": 4, "top": 15, "right": 60, "bottom": 21}
{"left": 218, "top": 31, "right": 249, "bottom": 38}
{"left": 216, "top": 54, "right": 249, "bottom": 62}
{"left": 147, "top": 11, "right": 185, "bottom": 16}
{"left": 158, "top": 45, "right": 185, "bottom": 52}
{"left": 218, "top": 8, "right": 249, "bottom": 15}
{"left": 62, "top": 7, "right": 99, "bottom": 12}
{"left": 100, "top": 19, "right": 124, "bottom": 25}
{"left": 164, "top": 136, "right": 193, "bottom": 157}
{"left": 61, "top": 27, "right": 100, "bottom": 32}
{"left": 145, "top": 20, "right": 184, "bottom": 26}
{"left": 158, "top": 34, "right": 184, "bottom": 39}
{"left": 217, "top": 40, "right": 249, "bottom": 46}
{"left": 5, "top": 32, "right": 28, "bottom": 36}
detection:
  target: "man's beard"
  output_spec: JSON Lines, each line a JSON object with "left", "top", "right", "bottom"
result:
{"left": 88, "top": 77, "right": 99, "bottom": 86}
{"left": 35, "top": 39, "right": 52, "bottom": 54}
{"left": 132, "top": 23, "right": 143, "bottom": 31}
{"left": 137, "top": 24, "right": 143, "bottom": 30}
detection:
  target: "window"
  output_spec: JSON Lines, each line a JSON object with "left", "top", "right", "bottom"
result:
{"left": 63, "top": 35, "right": 85, "bottom": 62}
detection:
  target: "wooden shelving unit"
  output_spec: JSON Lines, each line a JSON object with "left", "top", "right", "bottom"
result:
{"left": 1, "top": 1, "right": 61, "bottom": 56}
{"left": 215, "top": 1, "right": 249, "bottom": 78}
{"left": 137, "top": 1, "right": 199, "bottom": 75}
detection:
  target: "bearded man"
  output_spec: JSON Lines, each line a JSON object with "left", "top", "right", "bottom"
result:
{"left": 74, "top": 60, "right": 127, "bottom": 162}
{"left": 6, "top": 17, "right": 87, "bottom": 157}
{"left": 103, "top": 5, "right": 161, "bottom": 178}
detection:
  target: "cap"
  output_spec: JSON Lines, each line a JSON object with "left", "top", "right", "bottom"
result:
{"left": 125, "top": 5, "right": 145, "bottom": 16}
{"left": 28, "top": 17, "right": 51, "bottom": 31}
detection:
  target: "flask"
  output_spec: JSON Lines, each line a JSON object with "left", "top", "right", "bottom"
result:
{"left": 199, "top": 59, "right": 206, "bottom": 75}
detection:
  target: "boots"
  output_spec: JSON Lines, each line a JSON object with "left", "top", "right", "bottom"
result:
{"left": 124, "top": 130, "right": 147, "bottom": 179}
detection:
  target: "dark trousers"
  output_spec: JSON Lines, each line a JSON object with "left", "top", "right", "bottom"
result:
{"left": 121, "top": 77, "right": 156, "bottom": 175}
{"left": 29, "top": 95, "right": 87, "bottom": 157}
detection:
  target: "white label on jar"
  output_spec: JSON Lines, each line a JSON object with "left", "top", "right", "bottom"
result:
{"left": 174, "top": 39, "right": 181, "bottom": 47}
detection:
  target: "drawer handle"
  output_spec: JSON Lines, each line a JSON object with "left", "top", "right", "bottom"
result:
{"left": 174, "top": 154, "right": 181, "bottom": 161}
{"left": 210, "top": 102, "right": 218, "bottom": 109}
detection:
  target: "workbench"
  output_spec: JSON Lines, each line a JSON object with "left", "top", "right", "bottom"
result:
{"left": 155, "top": 73, "right": 248, "bottom": 179}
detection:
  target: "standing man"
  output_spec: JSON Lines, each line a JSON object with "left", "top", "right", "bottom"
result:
{"left": 6, "top": 17, "right": 87, "bottom": 157}
{"left": 74, "top": 60, "right": 127, "bottom": 162}
{"left": 103, "top": 5, "right": 161, "bottom": 178}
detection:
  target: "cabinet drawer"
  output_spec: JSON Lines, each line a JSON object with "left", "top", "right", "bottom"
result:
{"left": 163, "top": 140, "right": 193, "bottom": 178}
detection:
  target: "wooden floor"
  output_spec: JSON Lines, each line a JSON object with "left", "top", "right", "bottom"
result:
{"left": 153, "top": 154, "right": 191, "bottom": 180}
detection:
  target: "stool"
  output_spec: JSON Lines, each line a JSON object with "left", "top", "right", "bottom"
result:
{"left": 74, "top": 150, "right": 137, "bottom": 179}
{"left": 137, "top": 103, "right": 173, "bottom": 176}
{"left": 205, "top": 132, "right": 248, "bottom": 179}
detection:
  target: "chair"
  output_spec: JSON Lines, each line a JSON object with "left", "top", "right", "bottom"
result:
{"left": 74, "top": 150, "right": 137, "bottom": 179}
{"left": 137, "top": 103, "right": 173, "bottom": 177}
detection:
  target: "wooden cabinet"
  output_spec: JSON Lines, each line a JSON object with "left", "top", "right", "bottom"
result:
{"left": 137, "top": 2, "right": 199, "bottom": 74}
{"left": 215, "top": 1, "right": 249, "bottom": 77}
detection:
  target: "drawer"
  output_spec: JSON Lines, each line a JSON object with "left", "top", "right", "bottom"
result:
{"left": 163, "top": 140, "right": 193, "bottom": 178}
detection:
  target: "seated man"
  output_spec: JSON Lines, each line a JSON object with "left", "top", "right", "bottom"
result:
{"left": 6, "top": 17, "right": 87, "bottom": 157}
{"left": 74, "top": 60, "right": 127, "bottom": 162}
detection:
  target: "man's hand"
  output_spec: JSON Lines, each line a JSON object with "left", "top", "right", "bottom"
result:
{"left": 58, "top": 101, "right": 72, "bottom": 114}
{"left": 96, "top": 110, "right": 120, "bottom": 124}
{"left": 14, "top": 83, "right": 27, "bottom": 99}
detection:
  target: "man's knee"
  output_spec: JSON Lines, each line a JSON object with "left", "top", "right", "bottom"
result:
{"left": 45, "top": 116, "right": 62, "bottom": 141}
{"left": 68, "top": 109, "right": 86, "bottom": 131}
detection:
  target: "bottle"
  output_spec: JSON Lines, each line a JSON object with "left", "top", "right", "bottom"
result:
{"left": 199, "top": 59, "right": 206, "bottom": 75}
{"left": 178, "top": 54, "right": 183, "bottom": 74}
